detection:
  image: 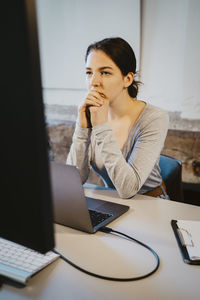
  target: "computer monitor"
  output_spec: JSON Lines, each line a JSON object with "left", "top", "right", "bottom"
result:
{"left": 1, "top": 0, "right": 55, "bottom": 253}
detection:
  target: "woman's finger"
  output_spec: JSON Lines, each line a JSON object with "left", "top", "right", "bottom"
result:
{"left": 78, "top": 99, "right": 101, "bottom": 112}
{"left": 86, "top": 95, "right": 103, "bottom": 106}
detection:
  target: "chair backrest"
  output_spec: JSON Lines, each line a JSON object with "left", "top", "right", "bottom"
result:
{"left": 159, "top": 155, "right": 184, "bottom": 202}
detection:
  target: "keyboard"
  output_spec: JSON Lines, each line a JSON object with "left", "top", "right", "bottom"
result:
{"left": 0, "top": 237, "right": 59, "bottom": 285}
{"left": 89, "top": 209, "right": 112, "bottom": 227}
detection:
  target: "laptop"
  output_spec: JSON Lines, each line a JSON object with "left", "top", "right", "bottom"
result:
{"left": 50, "top": 162, "right": 129, "bottom": 233}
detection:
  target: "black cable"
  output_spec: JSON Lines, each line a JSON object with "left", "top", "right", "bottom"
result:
{"left": 53, "top": 226, "right": 160, "bottom": 282}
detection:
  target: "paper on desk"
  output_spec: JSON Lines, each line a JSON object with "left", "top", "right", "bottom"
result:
{"left": 177, "top": 220, "right": 200, "bottom": 260}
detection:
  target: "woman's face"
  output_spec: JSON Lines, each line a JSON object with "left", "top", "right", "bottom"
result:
{"left": 85, "top": 50, "right": 128, "bottom": 102}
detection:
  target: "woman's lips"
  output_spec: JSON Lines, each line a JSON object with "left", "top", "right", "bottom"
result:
{"left": 99, "top": 92, "right": 106, "bottom": 98}
{"left": 90, "top": 87, "right": 106, "bottom": 98}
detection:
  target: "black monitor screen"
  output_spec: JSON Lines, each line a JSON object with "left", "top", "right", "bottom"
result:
{"left": 1, "top": 0, "right": 55, "bottom": 253}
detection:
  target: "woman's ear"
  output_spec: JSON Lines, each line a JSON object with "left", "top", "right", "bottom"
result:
{"left": 124, "top": 72, "right": 134, "bottom": 88}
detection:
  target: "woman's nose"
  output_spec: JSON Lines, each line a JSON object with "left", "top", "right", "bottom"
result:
{"left": 90, "top": 73, "right": 101, "bottom": 87}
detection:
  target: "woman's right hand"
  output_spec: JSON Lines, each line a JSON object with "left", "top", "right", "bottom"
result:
{"left": 78, "top": 90, "right": 104, "bottom": 128}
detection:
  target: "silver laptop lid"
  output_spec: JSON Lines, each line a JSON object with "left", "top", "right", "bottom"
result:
{"left": 50, "top": 162, "right": 94, "bottom": 233}
{"left": 50, "top": 162, "right": 129, "bottom": 233}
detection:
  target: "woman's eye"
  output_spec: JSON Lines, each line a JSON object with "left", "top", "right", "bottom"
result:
{"left": 86, "top": 71, "right": 92, "bottom": 76}
{"left": 101, "top": 71, "right": 110, "bottom": 75}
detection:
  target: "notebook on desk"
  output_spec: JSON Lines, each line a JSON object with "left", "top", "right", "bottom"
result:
{"left": 171, "top": 219, "right": 200, "bottom": 265}
{"left": 50, "top": 162, "right": 129, "bottom": 233}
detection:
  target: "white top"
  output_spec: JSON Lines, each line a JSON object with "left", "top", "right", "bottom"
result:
{"left": 67, "top": 103, "right": 169, "bottom": 198}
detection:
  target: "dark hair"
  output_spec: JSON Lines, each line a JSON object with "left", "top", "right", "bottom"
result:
{"left": 85, "top": 37, "right": 141, "bottom": 98}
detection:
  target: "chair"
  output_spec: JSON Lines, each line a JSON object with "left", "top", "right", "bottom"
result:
{"left": 159, "top": 155, "right": 184, "bottom": 202}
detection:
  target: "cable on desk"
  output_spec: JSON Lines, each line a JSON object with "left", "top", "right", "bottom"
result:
{"left": 53, "top": 226, "right": 160, "bottom": 282}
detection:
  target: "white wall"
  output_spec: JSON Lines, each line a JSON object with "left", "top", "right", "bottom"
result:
{"left": 36, "top": 0, "right": 200, "bottom": 124}
{"left": 36, "top": 0, "right": 140, "bottom": 107}
{"left": 138, "top": 0, "right": 200, "bottom": 119}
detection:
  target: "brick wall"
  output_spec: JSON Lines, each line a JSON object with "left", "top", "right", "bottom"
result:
{"left": 47, "top": 122, "right": 200, "bottom": 186}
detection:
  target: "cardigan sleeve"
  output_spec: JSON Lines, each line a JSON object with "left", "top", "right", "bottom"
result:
{"left": 92, "top": 109, "right": 169, "bottom": 199}
{"left": 66, "top": 123, "right": 92, "bottom": 183}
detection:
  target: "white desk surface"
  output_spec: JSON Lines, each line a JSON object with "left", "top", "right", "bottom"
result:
{"left": 1, "top": 187, "right": 200, "bottom": 300}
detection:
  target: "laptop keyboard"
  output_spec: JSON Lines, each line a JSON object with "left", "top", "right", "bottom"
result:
{"left": 89, "top": 209, "right": 112, "bottom": 227}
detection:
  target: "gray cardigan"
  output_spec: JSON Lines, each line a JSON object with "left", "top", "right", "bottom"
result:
{"left": 67, "top": 103, "right": 169, "bottom": 198}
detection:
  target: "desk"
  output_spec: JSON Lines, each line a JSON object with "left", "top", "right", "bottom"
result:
{"left": 1, "top": 188, "right": 200, "bottom": 300}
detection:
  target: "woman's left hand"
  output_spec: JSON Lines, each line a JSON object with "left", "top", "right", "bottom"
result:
{"left": 89, "top": 95, "right": 109, "bottom": 126}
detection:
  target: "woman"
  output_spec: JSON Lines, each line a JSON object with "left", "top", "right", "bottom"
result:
{"left": 67, "top": 37, "right": 169, "bottom": 199}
